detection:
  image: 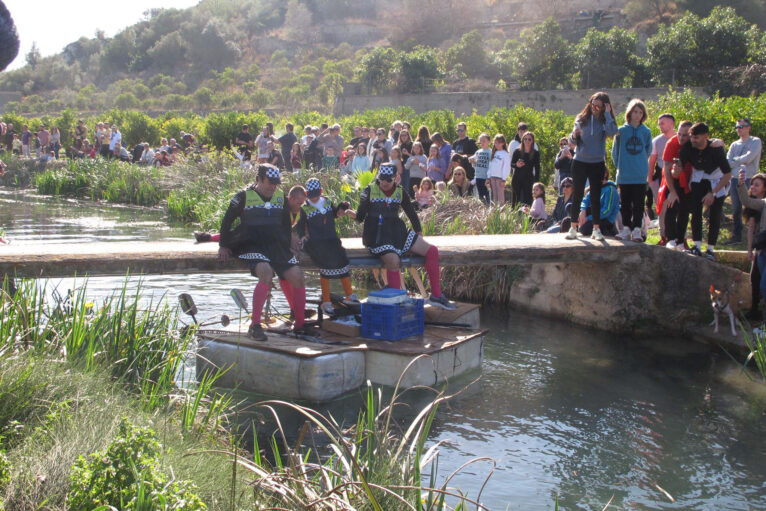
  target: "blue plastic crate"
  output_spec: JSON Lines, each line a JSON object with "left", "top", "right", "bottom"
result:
{"left": 361, "top": 298, "right": 424, "bottom": 341}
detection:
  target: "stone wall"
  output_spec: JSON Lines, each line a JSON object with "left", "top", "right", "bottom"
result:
{"left": 334, "top": 87, "right": 708, "bottom": 117}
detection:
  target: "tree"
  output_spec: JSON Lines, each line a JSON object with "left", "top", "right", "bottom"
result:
{"left": 445, "top": 30, "right": 488, "bottom": 78}
{"left": 573, "top": 27, "right": 641, "bottom": 88}
{"left": 510, "top": 18, "right": 572, "bottom": 90}
{"left": 623, "top": 0, "right": 677, "bottom": 27}
{"left": 26, "top": 42, "right": 40, "bottom": 69}
{"left": 396, "top": 46, "right": 443, "bottom": 93}
{"left": 356, "top": 46, "right": 399, "bottom": 94}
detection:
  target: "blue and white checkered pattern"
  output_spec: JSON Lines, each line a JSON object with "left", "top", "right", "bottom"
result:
{"left": 378, "top": 164, "right": 396, "bottom": 177}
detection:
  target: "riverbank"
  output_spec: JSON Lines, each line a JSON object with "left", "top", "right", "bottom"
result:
{"left": 0, "top": 279, "right": 487, "bottom": 510}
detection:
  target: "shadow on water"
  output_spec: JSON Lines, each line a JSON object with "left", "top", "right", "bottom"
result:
{"left": 2, "top": 189, "right": 765, "bottom": 509}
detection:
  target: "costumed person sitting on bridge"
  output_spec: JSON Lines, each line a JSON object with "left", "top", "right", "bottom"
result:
{"left": 296, "top": 177, "right": 359, "bottom": 316}
{"left": 355, "top": 163, "right": 457, "bottom": 310}
{"left": 217, "top": 164, "right": 307, "bottom": 341}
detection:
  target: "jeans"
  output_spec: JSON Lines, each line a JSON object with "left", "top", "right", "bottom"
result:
{"left": 690, "top": 180, "right": 724, "bottom": 246}
{"left": 619, "top": 183, "right": 646, "bottom": 230}
{"left": 730, "top": 176, "right": 750, "bottom": 239}
{"left": 757, "top": 251, "right": 766, "bottom": 322}
{"left": 475, "top": 178, "right": 490, "bottom": 205}
{"left": 570, "top": 160, "right": 606, "bottom": 226}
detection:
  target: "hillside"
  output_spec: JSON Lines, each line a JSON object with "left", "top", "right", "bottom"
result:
{"left": 1, "top": 0, "right": 765, "bottom": 115}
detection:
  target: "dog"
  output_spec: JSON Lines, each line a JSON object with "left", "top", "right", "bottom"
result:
{"left": 710, "top": 284, "right": 737, "bottom": 336}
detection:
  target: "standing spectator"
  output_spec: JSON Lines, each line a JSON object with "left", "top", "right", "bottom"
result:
{"left": 511, "top": 131, "right": 541, "bottom": 207}
{"left": 648, "top": 113, "right": 676, "bottom": 243}
{"left": 290, "top": 142, "right": 303, "bottom": 173}
{"left": 371, "top": 146, "right": 388, "bottom": 171}
{"left": 469, "top": 133, "right": 492, "bottom": 204}
{"left": 426, "top": 144, "right": 445, "bottom": 182}
{"left": 389, "top": 120, "right": 403, "bottom": 144}
{"left": 554, "top": 138, "right": 574, "bottom": 191}
{"left": 390, "top": 147, "right": 405, "bottom": 188}
{"left": 372, "top": 128, "right": 392, "bottom": 154}
{"left": 565, "top": 92, "right": 618, "bottom": 242}
{"left": 660, "top": 121, "right": 694, "bottom": 250}
{"left": 318, "top": 123, "right": 344, "bottom": 156}
{"left": 38, "top": 125, "right": 51, "bottom": 156}
{"left": 108, "top": 125, "right": 122, "bottom": 157}
{"left": 300, "top": 125, "right": 314, "bottom": 148}
{"left": 416, "top": 125, "right": 432, "bottom": 156}
{"left": 321, "top": 146, "right": 340, "bottom": 171}
{"left": 726, "top": 118, "right": 762, "bottom": 244}
{"left": 681, "top": 122, "right": 732, "bottom": 260}
{"left": 448, "top": 166, "right": 474, "bottom": 197}
{"left": 21, "top": 125, "right": 30, "bottom": 158}
{"left": 452, "top": 122, "right": 478, "bottom": 178}
{"left": 612, "top": 98, "right": 653, "bottom": 242}
{"left": 12, "top": 134, "right": 21, "bottom": 155}
{"left": 348, "top": 126, "right": 364, "bottom": 148}
{"left": 430, "top": 133, "right": 452, "bottom": 180}
{"left": 266, "top": 140, "right": 285, "bottom": 171}
{"left": 736, "top": 170, "right": 766, "bottom": 324}
{"left": 352, "top": 142, "right": 371, "bottom": 175}
{"left": 487, "top": 134, "right": 511, "bottom": 206}
{"left": 74, "top": 120, "right": 87, "bottom": 150}
{"left": 94, "top": 122, "right": 105, "bottom": 148}
{"left": 397, "top": 129, "right": 413, "bottom": 164}
{"left": 254, "top": 125, "right": 277, "bottom": 162}
{"left": 405, "top": 141, "right": 427, "bottom": 193}
{"left": 278, "top": 123, "right": 297, "bottom": 170}
{"left": 509, "top": 122, "right": 527, "bottom": 156}
{"left": 3, "top": 122, "right": 14, "bottom": 153}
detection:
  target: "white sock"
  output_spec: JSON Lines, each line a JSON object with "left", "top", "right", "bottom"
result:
{"left": 695, "top": 241, "right": 702, "bottom": 249}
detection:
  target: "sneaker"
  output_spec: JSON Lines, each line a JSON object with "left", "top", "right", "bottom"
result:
{"left": 704, "top": 248, "right": 715, "bottom": 261}
{"left": 615, "top": 226, "right": 631, "bottom": 240}
{"left": 684, "top": 246, "right": 703, "bottom": 257}
{"left": 657, "top": 237, "right": 668, "bottom": 246}
{"left": 631, "top": 227, "right": 644, "bottom": 242}
{"left": 247, "top": 323, "right": 267, "bottom": 341}
{"left": 343, "top": 293, "right": 360, "bottom": 304}
{"left": 194, "top": 231, "right": 212, "bottom": 243}
{"left": 321, "top": 302, "right": 335, "bottom": 315}
{"left": 565, "top": 226, "right": 578, "bottom": 240}
{"left": 428, "top": 294, "right": 457, "bottom": 310}
{"left": 666, "top": 240, "right": 676, "bottom": 249}
{"left": 649, "top": 219, "right": 660, "bottom": 229}
{"left": 591, "top": 227, "right": 605, "bottom": 241}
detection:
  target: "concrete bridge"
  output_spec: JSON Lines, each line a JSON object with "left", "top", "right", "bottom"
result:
{"left": 0, "top": 234, "right": 751, "bottom": 354}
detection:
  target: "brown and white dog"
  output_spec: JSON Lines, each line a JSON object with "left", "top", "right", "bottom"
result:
{"left": 710, "top": 284, "right": 737, "bottom": 336}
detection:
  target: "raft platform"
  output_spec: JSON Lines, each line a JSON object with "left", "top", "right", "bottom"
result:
{"left": 196, "top": 302, "right": 485, "bottom": 401}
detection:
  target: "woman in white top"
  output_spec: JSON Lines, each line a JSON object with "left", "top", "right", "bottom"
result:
{"left": 254, "top": 126, "right": 277, "bottom": 162}
{"left": 487, "top": 134, "right": 511, "bottom": 205}
{"left": 351, "top": 142, "right": 371, "bottom": 175}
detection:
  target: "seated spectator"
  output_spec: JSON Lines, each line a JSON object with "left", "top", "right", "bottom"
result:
{"left": 132, "top": 143, "right": 145, "bottom": 163}
{"left": 154, "top": 150, "right": 172, "bottom": 166}
{"left": 415, "top": 177, "right": 436, "bottom": 210}
{"left": 528, "top": 182, "right": 548, "bottom": 228}
{"left": 340, "top": 148, "right": 355, "bottom": 176}
{"left": 554, "top": 137, "right": 574, "bottom": 192}
{"left": 321, "top": 146, "right": 340, "bottom": 171}
{"left": 448, "top": 166, "right": 474, "bottom": 197}
{"left": 40, "top": 150, "right": 55, "bottom": 163}
{"left": 341, "top": 145, "right": 354, "bottom": 166}
{"left": 577, "top": 170, "right": 620, "bottom": 237}
{"left": 113, "top": 142, "right": 131, "bottom": 162}
{"left": 450, "top": 152, "right": 474, "bottom": 181}
{"left": 266, "top": 140, "right": 284, "bottom": 170}
{"left": 158, "top": 138, "right": 170, "bottom": 153}
{"left": 546, "top": 177, "right": 574, "bottom": 233}
{"left": 140, "top": 143, "right": 155, "bottom": 165}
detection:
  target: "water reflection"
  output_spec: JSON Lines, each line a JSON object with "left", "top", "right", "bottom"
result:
{"left": 1, "top": 189, "right": 765, "bottom": 509}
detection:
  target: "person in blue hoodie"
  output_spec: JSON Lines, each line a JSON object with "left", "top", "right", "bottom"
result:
{"left": 565, "top": 92, "right": 618, "bottom": 242}
{"left": 578, "top": 168, "right": 620, "bottom": 237}
{"left": 612, "top": 98, "right": 653, "bottom": 242}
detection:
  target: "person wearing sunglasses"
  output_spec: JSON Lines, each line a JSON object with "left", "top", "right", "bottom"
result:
{"left": 218, "top": 164, "right": 308, "bottom": 341}
{"left": 452, "top": 122, "right": 478, "bottom": 179}
{"left": 565, "top": 91, "right": 618, "bottom": 241}
{"left": 354, "top": 164, "right": 457, "bottom": 310}
{"left": 726, "top": 118, "right": 762, "bottom": 244}
{"left": 555, "top": 137, "right": 574, "bottom": 193}
{"left": 545, "top": 177, "right": 574, "bottom": 233}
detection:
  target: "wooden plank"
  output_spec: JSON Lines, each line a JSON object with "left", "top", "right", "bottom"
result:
{"left": 0, "top": 235, "right": 641, "bottom": 278}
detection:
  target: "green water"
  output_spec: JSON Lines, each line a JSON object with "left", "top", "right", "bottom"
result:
{"left": 1, "top": 189, "right": 765, "bottom": 510}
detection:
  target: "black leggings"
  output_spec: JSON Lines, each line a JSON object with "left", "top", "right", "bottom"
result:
{"left": 690, "top": 180, "right": 724, "bottom": 246}
{"left": 570, "top": 160, "right": 606, "bottom": 226}
{"left": 619, "top": 183, "right": 646, "bottom": 230}
{"left": 664, "top": 180, "right": 691, "bottom": 244}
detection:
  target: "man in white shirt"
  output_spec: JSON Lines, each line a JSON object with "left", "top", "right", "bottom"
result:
{"left": 726, "top": 117, "right": 762, "bottom": 244}
{"left": 108, "top": 125, "right": 122, "bottom": 154}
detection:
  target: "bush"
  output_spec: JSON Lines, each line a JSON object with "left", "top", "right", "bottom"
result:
{"left": 67, "top": 419, "right": 205, "bottom": 510}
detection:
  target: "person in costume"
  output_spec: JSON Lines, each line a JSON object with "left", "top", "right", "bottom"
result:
{"left": 218, "top": 164, "right": 307, "bottom": 341}
{"left": 355, "top": 163, "right": 457, "bottom": 310}
{"left": 296, "top": 178, "right": 359, "bottom": 315}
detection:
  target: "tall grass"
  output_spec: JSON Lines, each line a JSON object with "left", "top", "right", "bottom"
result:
{"left": 744, "top": 329, "right": 766, "bottom": 381}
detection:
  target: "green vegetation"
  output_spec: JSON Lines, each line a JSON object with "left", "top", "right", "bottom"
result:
{"left": 3, "top": 1, "right": 766, "bottom": 115}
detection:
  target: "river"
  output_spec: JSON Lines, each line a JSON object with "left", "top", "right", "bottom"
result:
{"left": 2, "top": 188, "right": 765, "bottom": 510}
